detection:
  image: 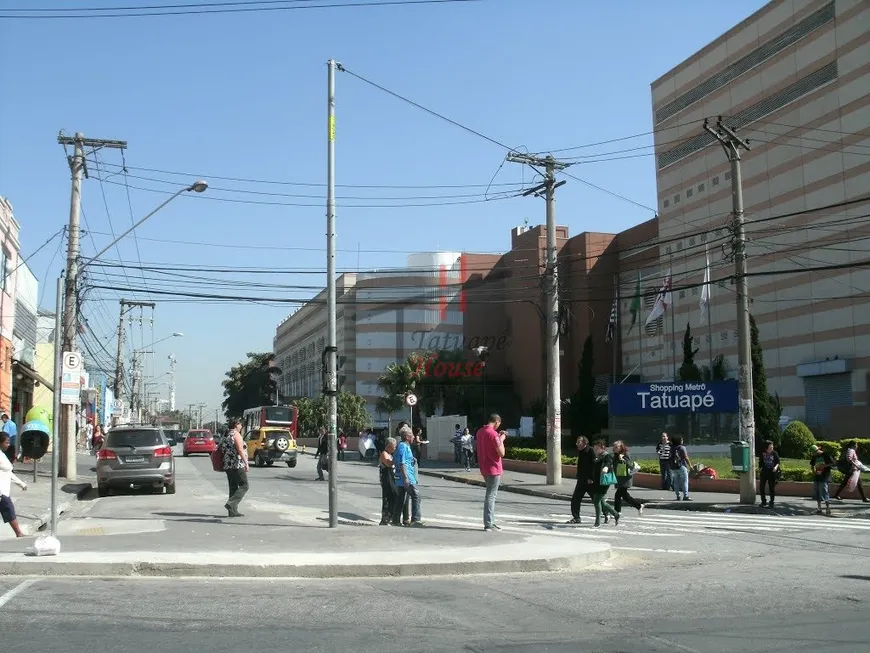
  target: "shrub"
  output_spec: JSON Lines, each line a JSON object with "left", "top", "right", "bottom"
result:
{"left": 815, "top": 440, "right": 841, "bottom": 460}
{"left": 780, "top": 420, "right": 816, "bottom": 458}
{"left": 505, "top": 447, "right": 547, "bottom": 463}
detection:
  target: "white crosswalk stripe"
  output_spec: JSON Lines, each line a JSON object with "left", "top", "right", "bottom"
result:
{"left": 371, "top": 509, "right": 870, "bottom": 540}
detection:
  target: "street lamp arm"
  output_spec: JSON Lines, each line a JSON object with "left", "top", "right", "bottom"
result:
{"left": 78, "top": 181, "right": 207, "bottom": 273}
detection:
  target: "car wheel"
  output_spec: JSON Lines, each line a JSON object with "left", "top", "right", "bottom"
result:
{"left": 266, "top": 459, "right": 274, "bottom": 467}
{"left": 97, "top": 484, "right": 109, "bottom": 497}
{"left": 183, "top": 451, "right": 189, "bottom": 457}
{"left": 275, "top": 436, "right": 290, "bottom": 452}
{"left": 165, "top": 482, "right": 176, "bottom": 495}
{"left": 287, "top": 460, "right": 297, "bottom": 468}
{"left": 255, "top": 453, "right": 266, "bottom": 467}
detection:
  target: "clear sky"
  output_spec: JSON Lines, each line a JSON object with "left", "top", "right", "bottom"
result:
{"left": 0, "top": 0, "right": 766, "bottom": 414}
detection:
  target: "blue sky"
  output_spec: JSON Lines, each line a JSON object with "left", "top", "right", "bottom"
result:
{"left": 0, "top": 0, "right": 766, "bottom": 414}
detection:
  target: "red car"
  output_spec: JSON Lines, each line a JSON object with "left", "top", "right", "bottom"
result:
{"left": 183, "top": 429, "right": 216, "bottom": 456}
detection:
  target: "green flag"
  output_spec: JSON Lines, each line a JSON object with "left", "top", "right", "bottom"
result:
{"left": 628, "top": 273, "right": 641, "bottom": 333}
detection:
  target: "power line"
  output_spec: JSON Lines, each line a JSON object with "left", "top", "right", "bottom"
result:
{"left": 0, "top": 0, "right": 480, "bottom": 19}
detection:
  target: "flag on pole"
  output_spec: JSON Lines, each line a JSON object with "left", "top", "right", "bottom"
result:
{"left": 605, "top": 297, "right": 618, "bottom": 344}
{"left": 627, "top": 273, "right": 641, "bottom": 333}
{"left": 699, "top": 245, "right": 711, "bottom": 325}
{"left": 645, "top": 270, "right": 672, "bottom": 326}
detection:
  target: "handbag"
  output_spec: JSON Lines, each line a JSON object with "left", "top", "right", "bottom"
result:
{"left": 615, "top": 462, "right": 628, "bottom": 477}
{"left": 600, "top": 470, "right": 617, "bottom": 486}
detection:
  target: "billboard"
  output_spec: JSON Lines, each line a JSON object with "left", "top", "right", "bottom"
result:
{"left": 608, "top": 381, "right": 739, "bottom": 416}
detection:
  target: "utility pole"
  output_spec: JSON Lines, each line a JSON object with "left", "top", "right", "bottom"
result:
{"left": 506, "top": 153, "right": 568, "bottom": 485}
{"left": 704, "top": 117, "right": 755, "bottom": 505}
{"left": 187, "top": 404, "right": 196, "bottom": 431}
{"left": 57, "top": 132, "right": 126, "bottom": 479}
{"left": 113, "top": 300, "right": 155, "bottom": 424}
{"left": 168, "top": 354, "right": 177, "bottom": 411}
{"left": 324, "top": 59, "right": 341, "bottom": 527}
{"left": 197, "top": 403, "right": 206, "bottom": 429}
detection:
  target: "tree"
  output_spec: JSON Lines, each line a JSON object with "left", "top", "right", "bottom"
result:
{"left": 750, "top": 315, "right": 781, "bottom": 449}
{"left": 571, "top": 335, "right": 604, "bottom": 437}
{"left": 677, "top": 323, "right": 702, "bottom": 382}
{"left": 701, "top": 354, "right": 730, "bottom": 382}
{"left": 780, "top": 420, "right": 815, "bottom": 458}
{"left": 221, "top": 352, "right": 281, "bottom": 418}
{"left": 336, "top": 391, "right": 371, "bottom": 433}
{"left": 292, "top": 396, "right": 325, "bottom": 438}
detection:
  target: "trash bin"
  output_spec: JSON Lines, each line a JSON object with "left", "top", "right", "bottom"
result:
{"left": 730, "top": 440, "right": 751, "bottom": 472}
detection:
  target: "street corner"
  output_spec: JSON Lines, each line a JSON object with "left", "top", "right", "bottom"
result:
{"left": 0, "top": 531, "right": 612, "bottom": 580}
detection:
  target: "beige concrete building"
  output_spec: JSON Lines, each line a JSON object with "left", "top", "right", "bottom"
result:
{"left": 647, "top": 0, "right": 870, "bottom": 437}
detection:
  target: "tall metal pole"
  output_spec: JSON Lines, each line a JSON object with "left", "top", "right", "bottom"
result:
{"left": 705, "top": 118, "right": 755, "bottom": 504}
{"left": 637, "top": 271, "right": 644, "bottom": 381}
{"left": 544, "top": 158, "right": 562, "bottom": 485}
{"left": 505, "top": 152, "right": 568, "bottom": 486}
{"left": 326, "top": 59, "right": 339, "bottom": 527}
{"left": 51, "top": 274, "right": 64, "bottom": 538}
{"left": 60, "top": 134, "right": 84, "bottom": 481}
{"left": 168, "top": 354, "right": 177, "bottom": 411}
{"left": 114, "top": 301, "right": 127, "bottom": 403}
{"left": 669, "top": 254, "right": 677, "bottom": 380}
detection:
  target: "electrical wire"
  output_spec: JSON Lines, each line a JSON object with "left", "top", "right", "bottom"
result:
{"left": 0, "top": 0, "right": 480, "bottom": 19}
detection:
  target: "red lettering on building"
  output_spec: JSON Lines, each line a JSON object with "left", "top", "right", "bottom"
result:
{"left": 412, "top": 353, "right": 483, "bottom": 379}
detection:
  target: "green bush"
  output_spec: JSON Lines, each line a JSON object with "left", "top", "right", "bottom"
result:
{"left": 815, "top": 440, "right": 841, "bottom": 460}
{"left": 505, "top": 447, "right": 547, "bottom": 463}
{"left": 780, "top": 421, "right": 816, "bottom": 458}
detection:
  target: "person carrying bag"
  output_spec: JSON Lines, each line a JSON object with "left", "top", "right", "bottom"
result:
{"left": 591, "top": 440, "right": 619, "bottom": 528}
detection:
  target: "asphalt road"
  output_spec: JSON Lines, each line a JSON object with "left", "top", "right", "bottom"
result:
{"left": 2, "top": 548, "right": 868, "bottom": 653}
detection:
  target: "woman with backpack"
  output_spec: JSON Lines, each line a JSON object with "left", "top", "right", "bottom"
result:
{"left": 759, "top": 440, "right": 781, "bottom": 508}
{"left": 833, "top": 441, "right": 869, "bottom": 502}
{"left": 669, "top": 436, "right": 692, "bottom": 501}
{"left": 612, "top": 440, "right": 643, "bottom": 516}
{"left": 591, "top": 440, "right": 620, "bottom": 528}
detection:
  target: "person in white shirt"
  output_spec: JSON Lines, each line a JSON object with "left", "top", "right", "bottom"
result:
{"left": 460, "top": 427, "right": 475, "bottom": 471}
{"left": 0, "top": 432, "right": 28, "bottom": 537}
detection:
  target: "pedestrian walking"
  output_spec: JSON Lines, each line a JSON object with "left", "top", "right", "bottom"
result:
{"left": 810, "top": 444, "right": 834, "bottom": 516}
{"left": 0, "top": 433, "right": 27, "bottom": 537}
{"left": 412, "top": 426, "right": 429, "bottom": 468}
{"left": 338, "top": 432, "right": 347, "bottom": 461}
{"left": 833, "top": 441, "right": 870, "bottom": 502}
{"left": 567, "top": 436, "right": 595, "bottom": 525}
{"left": 220, "top": 418, "right": 249, "bottom": 518}
{"left": 612, "top": 440, "right": 643, "bottom": 516}
{"left": 668, "top": 436, "right": 692, "bottom": 501}
{"left": 759, "top": 440, "right": 781, "bottom": 508}
{"left": 315, "top": 431, "right": 328, "bottom": 481}
{"left": 1, "top": 413, "right": 17, "bottom": 464}
{"left": 477, "top": 414, "right": 506, "bottom": 531}
{"left": 392, "top": 426, "right": 423, "bottom": 526}
{"left": 91, "top": 424, "right": 105, "bottom": 456}
{"left": 378, "top": 437, "right": 399, "bottom": 525}
{"left": 656, "top": 432, "right": 671, "bottom": 490}
{"left": 451, "top": 423, "right": 463, "bottom": 464}
{"left": 460, "top": 427, "right": 474, "bottom": 471}
{"left": 85, "top": 421, "right": 94, "bottom": 452}
{"left": 591, "top": 440, "right": 619, "bottom": 527}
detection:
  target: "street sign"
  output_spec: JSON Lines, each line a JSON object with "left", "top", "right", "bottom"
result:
{"left": 404, "top": 393, "right": 417, "bottom": 407}
{"left": 60, "top": 351, "right": 83, "bottom": 406}
{"left": 111, "top": 399, "right": 126, "bottom": 413}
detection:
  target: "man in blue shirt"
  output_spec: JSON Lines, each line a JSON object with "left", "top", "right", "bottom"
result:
{"left": 2, "top": 413, "right": 17, "bottom": 464}
{"left": 391, "top": 426, "right": 423, "bottom": 527}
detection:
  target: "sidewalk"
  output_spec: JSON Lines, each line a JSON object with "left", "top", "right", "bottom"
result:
{"left": 0, "top": 500, "right": 610, "bottom": 578}
{"left": 5, "top": 453, "right": 95, "bottom": 537}
{"left": 417, "top": 462, "right": 870, "bottom": 518}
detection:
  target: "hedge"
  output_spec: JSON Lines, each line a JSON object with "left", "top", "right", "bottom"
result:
{"left": 504, "top": 447, "right": 848, "bottom": 483}
{"left": 816, "top": 439, "right": 870, "bottom": 462}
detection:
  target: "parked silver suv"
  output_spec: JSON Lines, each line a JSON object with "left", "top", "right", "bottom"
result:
{"left": 96, "top": 425, "right": 176, "bottom": 497}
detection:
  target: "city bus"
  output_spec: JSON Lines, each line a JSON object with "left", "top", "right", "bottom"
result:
{"left": 241, "top": 405, "right": 299, "bottom": 440}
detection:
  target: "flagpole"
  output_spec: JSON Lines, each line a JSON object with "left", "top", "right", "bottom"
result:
{"left": 669, "top": 254, "right": 676, "bottom": 381}
{"left": 612, "top": 273, "right": 618, "bottom": 383}
{"left": 637, "top": 271, "right": 643, "bottom": 381}
{"left": 706, "top": 245, "right": 714, "bottom": 367}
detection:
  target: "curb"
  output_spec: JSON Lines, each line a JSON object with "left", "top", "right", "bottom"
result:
{"left": 19, "top": 483, "right": 93, "bottom": 537}
{"left": 418, "top": 470, "right": 870, "bottom": 518}
{"left": 0, "top": 545, "right": 611, "bottom": 579}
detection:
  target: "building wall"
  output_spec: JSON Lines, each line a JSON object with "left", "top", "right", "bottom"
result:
{"left": 0, "top": 197, "right": 21, "bottom": 412}
{"left": 650, "top": 0, "right": 870, "bottom": 435}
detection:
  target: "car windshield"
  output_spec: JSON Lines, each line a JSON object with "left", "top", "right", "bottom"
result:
{"left": 107, "top": 430, "right": 163, "bottom": 448}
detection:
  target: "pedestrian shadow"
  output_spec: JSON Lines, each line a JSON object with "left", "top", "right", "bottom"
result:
{"left": 841, "top": 575, "right": 870, "bottom": 581}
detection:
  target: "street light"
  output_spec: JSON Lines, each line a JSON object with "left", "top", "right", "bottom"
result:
{"left": 50, "top": 181, "right": 207, "bottom": 541}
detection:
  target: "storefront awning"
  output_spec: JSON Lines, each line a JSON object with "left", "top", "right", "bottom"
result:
{"left": 12, "top": 359, "right": 54, "bottom": 392}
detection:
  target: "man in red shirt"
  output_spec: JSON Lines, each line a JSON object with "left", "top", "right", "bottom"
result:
{"left": 476, "top": 413, "right": 506, "bottom": 531}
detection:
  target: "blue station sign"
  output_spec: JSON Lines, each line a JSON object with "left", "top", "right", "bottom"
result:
{"left": 608, "top": 380, "right": 739, "bottom": 416}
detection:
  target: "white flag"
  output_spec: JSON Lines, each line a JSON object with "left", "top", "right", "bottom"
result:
{"left": 645, "top": 270, "right": 672, "bottom": 326}
{"left": 699, "top": 245, "right": 711, "bottom": 325}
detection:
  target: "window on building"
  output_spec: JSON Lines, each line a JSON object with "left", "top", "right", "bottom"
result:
{"left": 673, "top": 194, "right": 680, "bottom": 204}
{"left": 689, "top": 237, "right": 696, "bottom": 246}
{"left": 720, "top": 332, "right": 728, "bottom": 342}
{"left": 701, "top": 233, "right": 707, "bottom": 243}
{"left": 686, "top": 188, "right": 693, "bottom": 198}
{"left": 698, "top": 183, "right": 705, "bottom": 192}
{"left": 0, "top": 248, "right": 7, "bottom": 291}
{"left": 712, "top": 176, "right": 720, "bottom": 186}
{"left": 663, "top": 199, "right": 670, "bottom": 208}
{"left": 691, "top": 287, "right": 699, "bottom": 295}
{"left": 677, "top": 241, "right": 683, "bottom": 251}
{"left": 679, "top": 290, "right": 686, "bottom": 299}
{"left": 724, "top": 171, "right": 732, "bottom": 180}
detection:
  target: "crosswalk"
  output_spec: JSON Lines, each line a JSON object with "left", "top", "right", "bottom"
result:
{"left": 371, "top": 509, "right": 870, "bottom": 543}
